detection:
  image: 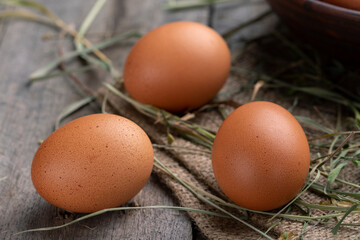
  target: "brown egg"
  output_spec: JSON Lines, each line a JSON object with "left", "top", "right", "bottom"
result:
{"left": 31, "top": 114, "right": 153, "bottom": 213}
{"left": 212, "top": 101, "right": 310, "bottom": 211}
{"left": 123, "top": 21, "right": 231, "bottom": 113}
{"left": 322, "top": 0, "right": 360, "bottom": 11}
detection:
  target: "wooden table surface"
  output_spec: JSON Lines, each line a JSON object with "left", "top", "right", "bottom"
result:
{"left": 0, "top": 0, "right": 275, "bottom": 239}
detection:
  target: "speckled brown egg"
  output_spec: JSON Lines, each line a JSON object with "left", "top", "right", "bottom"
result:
{"left": 123, "top": 21, "right": 231, "bottom": 113}
{"left": 31, "top": 114, "right": 153, "bottom": 213}
{"left": 212, "top": 101, "right": 310, "bottom": 211}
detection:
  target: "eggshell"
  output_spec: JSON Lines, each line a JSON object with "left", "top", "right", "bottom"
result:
{"left": 31, "top": 114, "right": 153, "bottom": 213}
{"left": 123, "top": 21, "right": 231, "bottom": 113}
{"left": 212, "top": 101, "right": 310, "bottom": 211}
{"left": 322, "top": 0, "right": 360, "bottom": 11}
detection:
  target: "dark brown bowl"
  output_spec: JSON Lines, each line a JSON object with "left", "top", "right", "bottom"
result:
{"left": 266, "top": 0, "right": 360, "bottom": 60}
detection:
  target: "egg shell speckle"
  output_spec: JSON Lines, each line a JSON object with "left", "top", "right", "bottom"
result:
{"left": 212, "top": 101, "right": 310, "bottom": 211}
{"left": 31, "top": 114, "right": 154, "bottom": 213}
{"left": 123, "top": 21, "right": 231, "bottom": 113}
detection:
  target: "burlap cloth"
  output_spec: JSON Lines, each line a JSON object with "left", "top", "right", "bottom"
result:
{"left": 96, "top": 58, "right": 360, "bottom": 239}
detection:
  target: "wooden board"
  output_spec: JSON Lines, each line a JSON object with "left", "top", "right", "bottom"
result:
{"left": 0, "top": 0, "right": 274, "bottom": 239}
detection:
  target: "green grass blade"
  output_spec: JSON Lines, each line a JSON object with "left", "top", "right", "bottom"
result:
{"left": 29, "top": 52, "right": 89, "bottom": 81}
{"left": 0, "top": 176, "right": 8, "bottom": 182}
{"left": 257, "top": 218, "right": 282, "bottom": 240}
{"left": 104, "top": 82, "right": 143, "bottom": 107}
{"left": 0, "top": 0, "right": 52, "bottom": 15}
{"left": 308, "top": 131, "right": 360, "bottom": 141}
{"left": 164, "top": 0, "right": 241, "bottom": 10}
{"left": 74, "top": 0, "right": 112, "bottom": 75}
{"left": 0, "top": 0, "right": 59, "bottom": 26}
{"left": 328, "top": 106, "right": 342, "bottom": 155}
{"left": 298, "top": 87, "right": 349, "bottom": 106}
{"left": 30, "top": 65, "right": 94, "bottom": 83}
{"left": 77, "top": 0, "right": 107, "bottom": 37}
{"left": 300, "top": 221, "right": 309, "bottom": 240}
{"left": 316, "top": 169, "right": 360, "bottom": 189}
{"left": 29, "top": 31, "right": 141, "bottom": 80}
{"left": 0, "top": 10, "right": 55, "bottom": 26}
{"left": 55, "top": 97, "right": 95, "bottom": 129}
{"left": 310, "top": 183, "right": 360, "bottom": 202}
{"left": 354, "top": 149, "right": 360, "bottom": 157}
{"left": 331, "top": 204, "right": 358, "bottom": 234}
{"left": 349, "top": 105, "right": 360, "bottom": 129}
{"left": 352, "top": 149, "right": 360, "bottom": 166}
{"left": 295, "top": 116, "right": 333, "bottom": 134}
{"left": 231, "top": 66, "right": 360, "bottom": 111}
{"left": 327, "top": 162, "right": 348, "bottom": 187}
{"left": 180, "top": 132, "right": 213, "bottom": 149}
{"left": 268, "top": 170, "right": 321, "bottom": 221}
{"left": 310, "top": 132, "right": 354, "bottom": 175}
{"left": 14, "top": 205, "right": 229, "bottom": 235}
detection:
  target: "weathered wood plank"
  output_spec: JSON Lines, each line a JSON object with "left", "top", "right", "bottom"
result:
{"left": 213, "top": 1, "right": 277, "bottom": 50}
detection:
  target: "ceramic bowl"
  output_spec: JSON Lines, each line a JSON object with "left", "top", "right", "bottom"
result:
{"left": 266, "top": 0, "right": 360, "bottom": 60}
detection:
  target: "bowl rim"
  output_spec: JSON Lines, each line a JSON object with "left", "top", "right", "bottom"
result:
{"left": 292, "top": 0, "right": 360, "bottom": 18}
